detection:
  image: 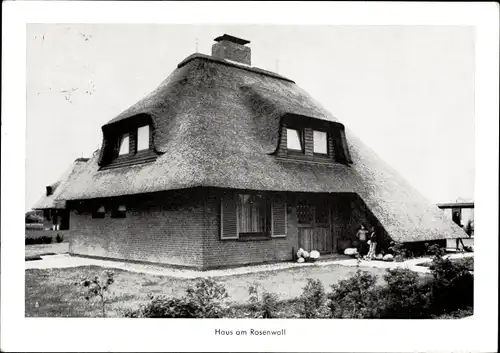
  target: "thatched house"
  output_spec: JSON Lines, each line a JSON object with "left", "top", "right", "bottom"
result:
{"left": 57, "top": 34, "right": 465, "bottom": 269}
{"left": 33, "top": 158, "right": 89, "bottom": 230}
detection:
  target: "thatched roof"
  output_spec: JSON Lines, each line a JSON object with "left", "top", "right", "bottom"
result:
{"left": 33, "top": 158, "right": 89, "bottom": 210}
{"left": 57, "top": 53, "right": 465, "bottom": 242}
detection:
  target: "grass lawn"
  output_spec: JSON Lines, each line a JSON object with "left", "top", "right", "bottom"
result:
{"left": 26, "top": 264, "right": 408, "bottom": 317}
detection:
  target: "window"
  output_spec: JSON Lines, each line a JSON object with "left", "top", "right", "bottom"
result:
{"left": 118, "top": 134, "right": 130, "bottom": 155}
{"left": 313, "top": 130, "right": 328, "bottom": 154}
{"left": 92, "top": 205, "right": 106, "bottom": 219}
{"left": 237, "top": 194, "right": 269, "bottom": 235}
{"left": 287, "top": 128, "right": 303, "bottom": 151}
{"left": 111, "top": 205, "right": 126, "bottom": 218}
{"left": 137, "top": 125, "right": 150, "bottom": 151}
{"left": 297, "top": 202, "right": 314, "bottom": 225}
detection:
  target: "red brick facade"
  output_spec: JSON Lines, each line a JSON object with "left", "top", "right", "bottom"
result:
{"left": 202, "top": 189, "right": 298, "bottom": 269}
{"left": 68, "top": 188, "right": 379, "bottom": 269}
{"left": 68, "top": 190, "right": 206, "bottom": 268}
{"left": 68, "top": 187, "right": 301, "bottom": 269}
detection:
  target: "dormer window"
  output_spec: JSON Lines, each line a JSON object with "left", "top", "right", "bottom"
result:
{"left": 118, "top": 134, "right": 130, "bottom": 155}
{"left": 137, "top": 125, "right": 150, "bottom": 151}
{"left": 287, "top": 128, "right": 303, "bottom": 151}
{"left": 313, "top": 130, "right": 328, "bottom": 155}
{"left": 98, "top": 113, "right": 161, "bottom": 170}
{"left": 277, "top": 115, "right": 352, "bottom": 165}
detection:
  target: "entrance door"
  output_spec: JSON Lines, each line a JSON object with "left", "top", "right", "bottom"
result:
{"left": 297, "top": 197, "right": 334, "bottom": 254}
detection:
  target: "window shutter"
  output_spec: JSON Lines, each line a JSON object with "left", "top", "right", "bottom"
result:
{"left": 220, "top": 194, "right": 238, "bottom": 239}
{"left": 271, "top": 196, "right": 287, "bottom": 237}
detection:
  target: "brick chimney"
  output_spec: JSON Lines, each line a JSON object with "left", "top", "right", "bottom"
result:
{"left": 212, "top": 34, "right": 251, "bottom": 66}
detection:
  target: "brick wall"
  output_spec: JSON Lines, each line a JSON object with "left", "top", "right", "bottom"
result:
{"left": 202, "top": 189, "right": 298, "bottom": 269}
{"left": 68, "top": 190, "right": 205, "bottom": 268}
{"left": 68, "top": 188, "right": 367, "bottom": 269}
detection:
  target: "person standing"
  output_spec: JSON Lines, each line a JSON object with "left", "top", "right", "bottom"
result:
{"left": 366, "top": 226, "right": 378, "bottom": 260}
{"left": 355, "top": 224, "right": 369, "bottom": 256}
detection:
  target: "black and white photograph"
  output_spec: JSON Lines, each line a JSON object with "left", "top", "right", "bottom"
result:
{"left": 2, "top": 2, "right": 498, "bottom": 352}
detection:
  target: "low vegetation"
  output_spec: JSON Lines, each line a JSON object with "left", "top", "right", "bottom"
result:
{"left": 76, "top": 270, "right": 116, "bottom": 317}
{"left": 123, "top": 245, "right": 472, "bottom": 319}
{"left": 25, "top": 235, "right": 53, "bottom": 245}
{"left": 26, "top": 246, "right": 472, "bottom": 319}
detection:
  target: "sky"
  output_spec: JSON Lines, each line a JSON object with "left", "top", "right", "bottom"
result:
{"left": 26, "top": 24, "right": 475, "bottom": 211}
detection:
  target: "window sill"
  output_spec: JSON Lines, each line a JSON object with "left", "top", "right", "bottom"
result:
{"left": 238, "top": 233, "right": 272, "bottom": 241}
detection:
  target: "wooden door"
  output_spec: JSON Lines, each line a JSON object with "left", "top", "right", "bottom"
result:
{"left": 297, "top": 197, "right": 334, "bottom": 254}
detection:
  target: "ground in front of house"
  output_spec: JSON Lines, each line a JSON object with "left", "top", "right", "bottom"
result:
{"left": 26, "top": 263, "right": 397, "bottom": 317}
{"left": 25, "top": 242, "right": 69, "bottom": 258}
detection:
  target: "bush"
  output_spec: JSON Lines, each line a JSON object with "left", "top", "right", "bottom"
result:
{"left": 135, "top": 278, "right": 229, "bottom": 318}
{"left": 25, "top": 236, "right": 51, "bottom": 245}
{"left": 428, "top": 251, "right": 474, "bottom": 315}
{"left": 247, "top": 282, "right": 280, "bottom": 318}
{"left": 184, "top": 278, "right": 229, "bottom": 318}
{"left": 298, "top": 278, "right": 328, "bottom": 318}
{"left": 139, "top": 296, "right": 198, "bottom": 318}
{"left": 328, "top": 270, "right": 382, "bottom": 318}
{"left": 388, "top": 241, "right": 413, "bottom": 260}
{"left": 121, "top": 307, "right": 142, "bottom": 318}
{"left": 380, "top": 268, "right": 431, "bottom": 319}
{"left": 56, "top": 233, "right": 63, "bottom": 243}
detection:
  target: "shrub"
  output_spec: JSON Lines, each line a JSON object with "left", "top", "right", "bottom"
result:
{"left": 298, "top": 278, "right": 328, "bottom": 318}
{"left": 388, "top": 241, "right": 413, "bottom": 260}
{"left": 247, "top": 282, "right": 280, "bottom": 318}
{"left": 184, "top": 278, "right": 229, "bottom": 318}
{"left": 76, "top": 270, "right": 115, "bottom": 317}
{"left": 427, "top": 243, "right": 446, "bottom": 259}
{"left": 328, "top": 270, "right": 382, "bottom": 318}
{"left": 139, "top": 295, "right": 198, "bottom": 318}
{"left": 26, "top": 236, "right": 48, "bottom": 245}
{"left": 380, "top": 268, "right": 431, "bottom": 319}
{"left": 136, "top": 278, "right": 229, "bottom": 318}
{"left": 120, "top": 307, "right": 142, "bottom": 318}
{"left": 428, "top": 251, "right": 474, "bottom": 315}
{"left": 56, "top": 233, "right": 63, "bottom": 243}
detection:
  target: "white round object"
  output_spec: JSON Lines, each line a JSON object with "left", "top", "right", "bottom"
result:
{"left": 302, "top": 251, "right": 310, "bottom": 258}
{"left": 297, "top": 257, "right": 305, "bottom": 263}
{"left": 383, "top": 254, "right": 394, "bottom": 262}
{"left": 297, "top": 248, "right": 304, "bottom": 258}
{"left": 310, "top": 250, "right": 320, "bottom": 259}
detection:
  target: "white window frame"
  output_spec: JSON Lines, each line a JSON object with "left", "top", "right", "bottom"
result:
{"left": 118, "top": 134, "right": 130, "bottom": 155}
{"left": 313, "top": 130, "right": 328, "bottom": 154}
{"left": 287, "top": 128, "right": 303, "bottom": 151}
{"left": 137, "top": 125, "right": 150, "bottom": 151}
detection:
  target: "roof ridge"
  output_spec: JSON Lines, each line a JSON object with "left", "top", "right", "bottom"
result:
{"left": 177, "top": 53, "right": 295, "bottom": 83}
